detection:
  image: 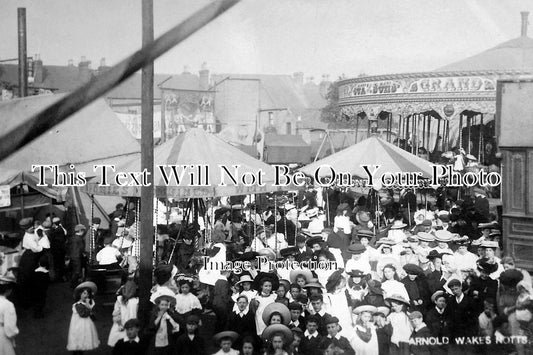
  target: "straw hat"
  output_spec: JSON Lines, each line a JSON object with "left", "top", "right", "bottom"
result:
{"left": 431, "top": 290, "right": 446, "bottom": 303}
{"left": 417, "top": 232, "right": 435, "bottom": 242}
{"left": 375, "top": 306, "right": 390, "bottom": 317}
{"left": 236, "top": 275, "right": 255, "bottom": 285}
{"left": 262, "top": 324, "right": 293, "bottom": 342}
{"left": 262, "top": 303, "right": 291, "bottom": 326}
{"left": 213, "top": 331, "right": 239, "bottom": 345}
{"left": 74, "top": 281, "right": 97, "bottom": 299}
{"left": 390, "top": 220, "right": 407, "bottom": 229}
{"left": 434, "top": 230, "right": 453, "bottom": 243}
{"left": 289, "top": 269, "right": 313, "bottom": 284}
{"left": 353, "top": 305, "right": 378, "bottom": 315}
{"left": 385, "top": 294, "right": 409, "bottom": 306}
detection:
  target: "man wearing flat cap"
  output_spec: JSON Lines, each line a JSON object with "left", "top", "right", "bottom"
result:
{"left": 295, "top": 234, "right": 313, "bottom": 263}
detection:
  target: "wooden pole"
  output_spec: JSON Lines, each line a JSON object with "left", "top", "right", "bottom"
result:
{"left": 459, "top": 113, "right": 463, "bottom": 150}
{"left": 479, "top": 114, "right": 484, "bottom": 163}
{"left": 355, "top": 115, "right": 359, "bottom": 144}
{"left": 160, "top": 89, "right": 166, "bottom": 143}
{"left": 0, "top": 0, "right": 240, "bottom": 163}
{"left": 139, "top": 0, "right": 154, "bottom": 328}
{"left": 17, "top": 8, "right": 28, "bottom": 98}
{"left": 398, "top": 114, "right": 402, "bottom": 147}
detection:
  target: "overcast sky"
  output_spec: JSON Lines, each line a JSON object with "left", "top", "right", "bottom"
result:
{"left": 0, "top": 0, "right": 532, "bottom": 81}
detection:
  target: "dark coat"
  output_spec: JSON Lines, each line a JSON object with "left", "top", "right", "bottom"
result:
{"left": 410, "top": 325, "right": 432, "bottom": 355}
{"left": 304, "top": 311, "right": 332, "bottom": 337}
{"left": 401, "top": 276, "right": 431, "bottom": 313}
{"left": 174, "top": 332, "right": 207, "bottom": 355}
{"left": 448, "top": 294, "right": 478, "bottom": 338}
{"left": 425, "top": 307, "right": 451, "bottom": 339}
{"left": 321, "top": 335, "right": 355, "bottom": 355}
{"left": 300, "top": 333, "right": 324, "bottom": 355}
{"left": 112, "top": 339, "right": 145, "bottom": 355}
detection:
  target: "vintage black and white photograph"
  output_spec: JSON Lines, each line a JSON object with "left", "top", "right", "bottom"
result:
{"left": 0, "top": 0, "right": 532, "bottom": 354}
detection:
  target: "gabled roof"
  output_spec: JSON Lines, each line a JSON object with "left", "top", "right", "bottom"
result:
{"left": 437, "top": 36, "right": 533, "bottom": 72}
{"left": 212, "top": 74, "right": 327, "bottom": 112}
{"left": 158, "top": 72, "right": 202, "bottom": 91}
{"left": 0, "top": 63, "right": 90, "bottom": 92}
{"left": 106, "top": 73, "right": 171, "bottom": 100}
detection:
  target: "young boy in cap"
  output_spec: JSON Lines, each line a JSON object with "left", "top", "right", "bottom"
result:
{"left": 212, "top": 331, "right": 240, "bottom": 355}
{"left": 409, "top": 311, "right": 431, "bottom": 355}
{"left": 112, "top": 318, "right": 144, "bottom": 355}
{"left": 32, "top": 255, "right": 50, "bottom": 318}
{"left": 174, "top": 314, "right": 207, "bottom": 355}
{"left": 288, "top": 302, "right": 305, "bottom": 329}
{"left": 295, "top": 234, "right": 313, "bottom": 262}
{"left": 301, "top": 315, "right": 324, "bottom": 355}
{"left": 322, "top": 316, "right": 355, "bottom": 355}
{"left": 306, "top": 294, "right": 331, "bottom": 336}
{"left": 226, "top": 295, "right": 257, "bottom": 349}
{"left": 67, "top": 224, "right": 87, "bottom": 288}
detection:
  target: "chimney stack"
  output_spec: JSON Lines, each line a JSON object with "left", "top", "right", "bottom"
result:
{"left": 33, "top": 53, "right": 43, "bottom": 84}
{"left": 98, "top": 57, "right": 109, "bottom": 73}
{"left": 199, "top": 62, "right": 209, "bottom": 90}
{"left": 521, "top": 11, "right": 529, "bottom": 37}
{"left": 293, "top": 72, "right": 304, "bottom": 86}
{"left": 78, "top": 56, "right": 91, "bottom": 83}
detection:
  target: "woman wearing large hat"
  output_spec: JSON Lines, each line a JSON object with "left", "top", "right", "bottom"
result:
{"left": 323, "top": 270, "right": 353, "bottom": 338}
{"left": 350, "top": 305, "right": 379, "bottom": 355}
{"left": 250, "top": 272, "right": 279, "bottom": 335}
{"left": 262, "top": 302, "right": 291, "bottom": 327}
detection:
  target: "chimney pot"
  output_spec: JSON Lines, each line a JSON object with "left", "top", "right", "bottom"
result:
{"left": 68, "top": 59, "right": 73, "bottom": 66}
{"left": 521, "top": 11, "right": 529, "bottom": 37}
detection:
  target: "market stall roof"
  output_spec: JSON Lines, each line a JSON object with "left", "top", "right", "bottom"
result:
{"left": 299, "top": 135, "right": 434, "bottom": 180}
{"left": 83, "top": 128, "right": 296, "bottom": 198}
{"left": 264, "top": 133, "right": 311, "bottom": 164}
{"left": 0, "top": 94, "right": 141, "bottom": 191}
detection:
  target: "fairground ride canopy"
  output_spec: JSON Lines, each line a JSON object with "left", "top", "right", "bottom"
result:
{"left": 337, "top": 12, "right": 533, "bottom": 155}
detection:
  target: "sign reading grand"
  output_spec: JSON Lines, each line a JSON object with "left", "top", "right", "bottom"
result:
{"left": 340, "top": 76, "right": 496, "bottom": 99}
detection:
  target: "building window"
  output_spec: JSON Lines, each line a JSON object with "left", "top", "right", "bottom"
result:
{"left": 286, "top": 122, "right": 292, "bottom": 134}
{"left": 268, "top": 112, "right": 274, "bottom": 126}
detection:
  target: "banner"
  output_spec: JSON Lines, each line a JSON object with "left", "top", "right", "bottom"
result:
{"left": 0, "top": 186, "right": 10, "bottom": 207}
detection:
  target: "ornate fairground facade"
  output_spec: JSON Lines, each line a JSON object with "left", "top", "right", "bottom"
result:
{"left": 337, "top": 12, "right": 533, "bottom": 166}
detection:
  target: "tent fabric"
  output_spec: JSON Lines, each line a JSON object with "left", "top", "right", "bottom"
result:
{"left": 0, "top": 94, "right": 141, "bottom": 184}
{"left": 2, "top": 171, "right": 68, "bottom": 201}
{"left": 83, "top": 128, "right": 297, "bottom": 198}
{"left": 264, "top": 134, "right": 311, "bottom": 164}
{"left": 299, "top": 135, "right": 434, "bottom": 179}
{"left": 0, "top": 193, "right": 51, "bottom": 212}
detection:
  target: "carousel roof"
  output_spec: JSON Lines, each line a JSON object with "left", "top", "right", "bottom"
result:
{"left": 299, "top": 135, "right": 434, "bottom": 180}
{"left": 437, "top": 36, "right": 533, "bottom": 72}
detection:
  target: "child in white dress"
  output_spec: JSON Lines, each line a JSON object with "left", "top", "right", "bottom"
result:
{"left": 0, "top": 276, "right": 18, "bottom": 355}
{"left": 107, "top": 279, "right": 139, "bottom": 346}
{"left": 67, "top": 281, "right": 100, "bottom": 354}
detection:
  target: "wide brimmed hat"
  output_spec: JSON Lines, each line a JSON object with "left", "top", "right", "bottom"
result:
{"left": 477, "top": 258, "right": 499, "bottom": 274}
{"left": 289, "top": 269, "right": 313, "bottom": 284}
{"left": 431, "top": 290, "right": 446, "bottom": 303}
{"left": 434, "top": 230, "right": 453, "bottom": 243}
{"left": 154, "top": 294, "right": 176, "bottom": 306}
{"left": 0, "top": 275, "right": 16, "bottom": 285}
{"left": 262, "top": 324, "right": 293, "bottom": 342}
{"left": 480, "top": 240, "right": 499, "bottom": 249}
{"left": 213, "top": 331, "right": 239, "bottom": 344}
{"left": 403, "top": 264, "right": 423, "bottom": 276}
{"left": 417, "top": 232, "right": 435, "bottom": 242}
{"left": 325, "top": 270, "right": 345, "bottom": 292}
{"left": 366, "top": 279, "right": 383, "bottom": 295}
{"left": 357, "top": 229, "right": 375, "bottom": 239}
{"left": 279, "top": 279, "right": 291, "bottom": 290}
{"left": 353, "top": 305, "right": 378, "bottom": 315}
{"left": 236, "top": 275, "right": 255, "bottom": 285}
{"left": 500, "top": 269, "right": 524, "bottom": 288}
{"left": 327, "top": 233, "right": 344, "bottom": 249}
{"left": 479, "top": 221, "right": 498, "bottom": 229}
{"left": 348, "top": 244, "right": 366, "bottom": 254}
{"left": 356, "top": 211, "right": 371, "bottom": 224}
{"left": 376, "top": 238, "right": 396, "bottom": 246}
{"left": 324, "top": 315, "right": 340, "bottom": 326}
{"left": 426, "top": 250, "right": 443, "bottom": 260}
{"left": 348, "top": 269, "right": 366, "bottom": 278}
{"left": 254, "top": 272, "right": 280, "bottom": 291}
{"left": 19, "top": 217, "right": 33, "bottom": 230}
{"left": 375, "top": 306, "right": 390, "bottom": 316}
{"left": 236, "top": 251, "right": 260, "bottom": 262}
{"left": 473, "top": 187, "right": 486, "bottom": 196}
{"left": 306, "top": 208, "right": 319, "bottom": 218}
{"left": 262, "top": 302, "right": 291, "bottom": 326}
{"left": 74, "top": 281, "right": 97, "bottom": 298}
{"left": 385, "top": 294, "right": 409, "bottom": 306}
{"left": 302, "top": 281, "right": 324, "bottom": 289}
{"left": 390, "top": 220, "right": 407, "bottom": 229}
{"left": 280, "top": 247, "right": 299, "bottom": 258}
{"left": 154, "top": 263, "right": 174, "bottom": 285}
{"left": 453, "top": 235, "right": 470, "bottom": 246}
{"left": 306, "top": 236, "right": 323, "bottom": 247}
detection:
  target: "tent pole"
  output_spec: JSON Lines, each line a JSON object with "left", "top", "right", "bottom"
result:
{"left": 479, "top": 114, "right": 484, "bottom": 163}
{"left": 398, "top": 115, "right": 402, "bottom": 147}
{"left": 355, "top": 116, "right": 359, "bottom": 144}
{"left": 20, "top": 184, "right": 24, "bottom": 219}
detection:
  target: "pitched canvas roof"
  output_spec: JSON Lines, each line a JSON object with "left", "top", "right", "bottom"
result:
{"left": 84, "top": 128, "right": 294, "bottom": 198}
{"left": 300, "top": 135, "right": 434, "bottom": 179}
{"left": 0, "top": 94, "right": 140, "bottom": 184}
{"left": 436, "top": 36, "right": 533, "bottom": 72}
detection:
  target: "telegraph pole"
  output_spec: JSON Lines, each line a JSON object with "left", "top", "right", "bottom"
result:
{"left": 139, "top": 0, "right": 154, "bottom": 326}
{"left": 17, "top": 8, "right": 28, "bottom": 97}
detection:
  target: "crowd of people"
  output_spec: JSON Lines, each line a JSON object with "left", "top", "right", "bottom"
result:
{"left": 0, "top": 185, "right": 532, "bottom": 355}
